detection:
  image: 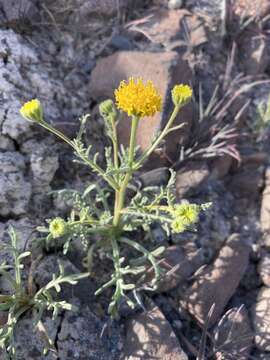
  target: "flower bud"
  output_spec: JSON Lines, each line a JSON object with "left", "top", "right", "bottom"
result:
{"left": 171, "top": 84, "right": 192, "bottom": 107}
{"left": 99, "top": 99, "right": 117, "bottom": 119}
{"left": 20, "top": 99, "right": 44, "bottom": 123}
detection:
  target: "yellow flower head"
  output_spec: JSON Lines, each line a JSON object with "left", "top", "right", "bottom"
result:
{"left": 171, "top": 84, "right": 192, "bottom": 107}
{"left": 174, "top": 203, "right": 200, "bottom": 225}
{"left": 20, "top": 99, "right": 43, "bottom": 122}
{"left": 171, "top": 218, "right": 186, "bottom": 234}
{"left": 114, "top": 77, "right": 162, "bottom": 118}
{"left": 170, "top": 203, "right": 200, "bottom": 233}
{"left": 49, "top": 217, "right": 68, "bottom": 239}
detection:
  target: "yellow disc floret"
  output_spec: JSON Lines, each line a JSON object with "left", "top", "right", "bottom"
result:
{"left": 173, "top": 203, "right": 200, "bottom": 225}
{"left": 49, "top": 217, "right": 68, "bottom": 239}
{"left": 20, "top": 99, "right": 43, "bottom": 122}
{"left": 170, "top": 203, "right": 201, "bottom": 233}
{"left": 114, "top": 77, "right": 162, "bottom": 118}
{"left": 171, "top": 84, "right": 193, "bottom": 107}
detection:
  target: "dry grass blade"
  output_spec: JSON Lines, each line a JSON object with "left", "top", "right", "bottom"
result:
{"left": 197, "top": 304, "right": 215, "bottom": 360}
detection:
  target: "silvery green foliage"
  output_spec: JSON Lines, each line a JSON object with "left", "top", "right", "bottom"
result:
{"left": 0, "top": 227, "right": 88, "bottom": 359}
{"left": 24, "top": 101, "right": 207, "bottom": 316}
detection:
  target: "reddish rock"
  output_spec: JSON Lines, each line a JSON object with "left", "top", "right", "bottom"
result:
{"left": 241, "top": 152, "right": 268, "bottom": 166}
{"left": 123, "top": 303, "right": 188, "bottom": 359}
{"left": 183, "top": 234, "right": 250, "bottom": 327}
{"left": 176, "top": 161, "right": 209, "bottom": 199}
{"left": 253, "top": 287, "right": 270, "bottom": 351}
{"left": 228, "top": 165, "right": 264, "bottom": 198}
{"left": 89, "top": 51, "right": 193, "bottom": 168}
{"left": 210, "top": 155, "right": 232, "bottom": 179}
{"left": 237, "top": 25, "right": 269, "bottom": 75}
{"left": 214, "top": 306, "right": 253, "bottom": 360}
{"left": 153, "top": 0, "right": 183, "bottom": 9}
{"left": 129, "top": 9, "right": 207, "bottom": 49}
{"left": 231, "top": 0, "right": 270, "bottom": 19}
{"left": 258, "top": 252, "right": 270, "bottom": 287}
{"left": 142, "top": 244, "right": 204, "bottom": 292}
{"left": 65, "top": 0, "right": 141, "bottom": 17}
{"left": 260, "top": 167, "right": 270, "bottom": 247}
{"left": 0, "top": 311, "right": 8, "bottom": 326}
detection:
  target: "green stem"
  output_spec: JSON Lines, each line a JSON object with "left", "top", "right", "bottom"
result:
{"left": 134, "top": 105, "right": 181, "bottom": 169}
{"left": 119, "top": 237, "right": 161, "bottom": 284}
{"left": 111, "top": 118, "right": 119, "bottom": 173}
{"left": 113, "top": 116, "right": 140, "bottom": 228}
{"left": 39, "top": 121, "right": 119, "bottom": 191}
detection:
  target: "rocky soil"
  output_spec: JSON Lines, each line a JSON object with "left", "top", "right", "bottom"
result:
{"left": 1, "top": 0, "right": 270, "bottom": 359}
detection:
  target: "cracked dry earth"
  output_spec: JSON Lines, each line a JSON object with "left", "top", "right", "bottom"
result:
{"left": 1, "top": 0, "right": 270, "bottom": 359}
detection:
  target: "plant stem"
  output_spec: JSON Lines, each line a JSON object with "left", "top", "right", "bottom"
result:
{"left": 134, "top": 105, "right": 181, "bottom": 169}
{"left": 111, "top": 118, "right": 119, "bottom": 174}
{"left": 38, "top": 121, "right": 119, "bottom": 191}
{"left": 113, "top": 116, "right": 139, "bottom": 229}
{"left": 119, "top": 237, "right": 160, "bottom": 284}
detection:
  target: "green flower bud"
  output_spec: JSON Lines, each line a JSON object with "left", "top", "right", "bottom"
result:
{"left": 99, "top": 99, "right": 117, "bottom": 119}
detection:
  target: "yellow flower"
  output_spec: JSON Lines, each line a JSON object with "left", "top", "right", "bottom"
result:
{"left": 20, "top": 99, "right": 43, "bottom": 122}
{"left": 174, "top": 203, "right": 200, "bottom": 225}
{"left": 171, "top": 84, "right": 192, "bottom": 107}
{"left": 171, "top": 218, "right": 186, "bottom": 234}
{"left": 49, "top": 217, "right": 68, "bottom": 239}
{"left": 114, "top": 77, "right": 162, "bottom": 118}
{"left": 170, "top": 203, "right": 201, "bottom": 233}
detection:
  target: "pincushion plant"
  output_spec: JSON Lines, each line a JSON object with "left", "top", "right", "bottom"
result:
{"left": 20, "top": 78, "right": 210, "bottom": 316}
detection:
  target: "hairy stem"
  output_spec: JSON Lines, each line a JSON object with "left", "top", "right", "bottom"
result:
{"left": 38, "top": 121, "right": 119, "bottom": 191}
{"left": 113, "top": 115, "right": 139, "bottom": 228}
{"left": 134, "top": 105, "right": 181, "bottom": 169}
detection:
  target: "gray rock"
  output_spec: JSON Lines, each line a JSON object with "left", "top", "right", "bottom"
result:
{"left": 251, "top": 350, "right": 270, "bottom": 359}
{"left": 0, "top": 135, "right": 15, "bottom": 151}
{"left": 0, "top": 152, "right": 32, "bottom": 216}
{"left": 110, "top": 35, "right": 133, "bottom": 50}
{"left": 57, "top": 306, "right": 121, "bottom": 359}
{"left": 0, "top": 217, "right": 36, "bottom": 265}
{"left": 0, "top": 0, "right": 38, "bottom": 22}
{"left": 13, "top": 316, "right": 60, "bottom": 360}
{"left": 34, "top": 254, "right": 96, "bottom": 305}
{"left": 29, "top": 140, "right": 59, "bottom": 189}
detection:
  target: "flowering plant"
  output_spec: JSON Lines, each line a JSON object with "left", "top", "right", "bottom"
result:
{"left": 0, "top": 227, "right": 88, "bottom": 358}
{"left": 20, "top": 77, "right": 209, "bottom": 316}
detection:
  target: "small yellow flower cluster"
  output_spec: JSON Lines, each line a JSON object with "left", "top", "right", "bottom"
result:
{"left": 20, "top": 99, "right": 43, "bottom": 123}
{"left": 171, "top": 84, "right": 193, "bottom": 107}
{"left": 49, "top": 217, "right": 68, "bottom": 239}
{"left": 114, "top": 77, "right": 162, "bottom": 118}
{"left": 170, "top": 203, "right": 201, "bottom": 233}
